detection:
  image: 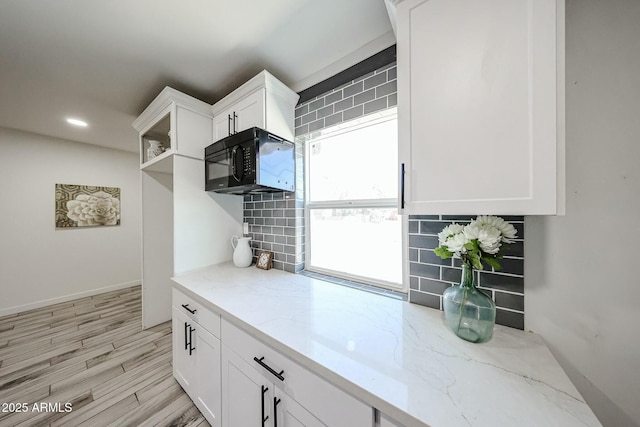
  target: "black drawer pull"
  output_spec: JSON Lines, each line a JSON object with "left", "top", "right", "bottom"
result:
{"left": 261, "top": 385, "right": 269, "bottom": 426}
{"left": 181, "top": 304, "right": 197, "bottom": 314}
{"left": 253, "top": 356, "right": 285, "bottom": 382}
{"left": 188, "top": 326, "right": 196, "bottom": 355}
{"left": 184, "top": 322, "right": 189, "bottom": 350}
{"left": 273, "top": 396, "right": 281, "bottom": 427}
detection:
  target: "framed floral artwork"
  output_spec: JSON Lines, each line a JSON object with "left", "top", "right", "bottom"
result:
{"left": 55, "top": 184, "right": 121, "bottom": 228}
{"left": 256, "top": 251, "right": 273, "bottom": 270}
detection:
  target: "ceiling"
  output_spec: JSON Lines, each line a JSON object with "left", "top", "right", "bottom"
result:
{"left": 0, "top": 0, "right": 395, "bottom": 153}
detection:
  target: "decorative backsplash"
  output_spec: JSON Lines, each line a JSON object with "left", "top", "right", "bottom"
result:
{"left": 243, "top": 190, "right": 304, "bottom": 273}
{"left": 243, "top": 136, "right": 305, "bottom": 274}
{"left": 294, "top": 63, "right": 397, "bottom": 138}
{"left": 243, "top": 55, "right": 527, "bottom": 330}
{"left": 408, "top": 215, "right": 525, "bottom": 330}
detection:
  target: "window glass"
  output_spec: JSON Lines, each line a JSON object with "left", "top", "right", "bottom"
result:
{"left": 309, "top": 208, "right": 402, "bottom": 285}
{"left": 306, "top": 111, "right": 402, "bottom": 289}
{"left": 308, "top": 118, "right": 398, "bottom": 202}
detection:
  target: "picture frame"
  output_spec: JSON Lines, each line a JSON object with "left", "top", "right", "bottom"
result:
{"left": 55, "top": 184, "right": 121, "bottom": 229}
{"left": 256, "top": 251, "right": 273, "bottom": 270}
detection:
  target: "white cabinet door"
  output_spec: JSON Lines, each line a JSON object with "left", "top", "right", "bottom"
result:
{"left": 213, "top": 90, "right": 266, "bottom": 141}
{"left": 221, "top": 344, "right": 327, "bottom": 427}
{"left": 221, "top": 345, "right": 268, "bottom": 427}
{"left": 213, "top": 107, "right": 234, "bottom": 141}
{"left": 172, "top": 307, "right": 196, "bottom": 395}
{"left": 275, "top": 389, "right": 325, "bottom": 427}
{"left": 233, "top": 89, "right": 266, "bottom": 133}
{"left": 195, "top": 326, "right": 222, "bottom": 426}
{"left": 175, "top": 105, "right": 214, "bottom": 160}
{"left": 397, "top": 0, "right": 563, "bottom": 215}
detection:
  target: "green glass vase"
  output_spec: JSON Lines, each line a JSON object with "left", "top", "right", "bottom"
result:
{"left": 443, "top": 263, "right": 496, "bottom": 343}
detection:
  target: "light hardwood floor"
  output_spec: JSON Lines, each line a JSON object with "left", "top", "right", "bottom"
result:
{"left": 0, "top": 286, "right": 210, "bottom": 427}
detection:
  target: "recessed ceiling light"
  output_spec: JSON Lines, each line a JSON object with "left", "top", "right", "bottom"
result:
{"left": 66, "top": 118, "right": 88, "bottom": 127}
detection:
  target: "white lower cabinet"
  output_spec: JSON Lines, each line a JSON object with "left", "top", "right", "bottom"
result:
{"left": 172, "top": 307, "right": 196, "bottom": 391}
{"left": 221, "top": 319, "right": 373, "bottom": 427}
{"left": 172, "top": 291, "right": 222, "bottom": 426}
{"left": 221, "top": 344, "right": 323, "bottom": 427}
{"left": 195, "top": 326, "right": 222, "bottom": 423}
{"left": 173, "top": 288, "right": 374, "bottom": 427}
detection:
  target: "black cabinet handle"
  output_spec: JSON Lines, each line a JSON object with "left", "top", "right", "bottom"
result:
{"left": 228, "top": 114, "right": 232, "bottom": 136}
{"left": 181, "top": 304, "right": 197, "bottom": 314}
{"left": 273, "top": 396, "right": 281, "bottom": 427}
{"left": 253, "top": 356, "right": 285, "bottom": 382}
{"left": 261, "top": 385, "right": 269, "bottom": 426}
{"left": 188, "top": 326, "right": 196, "bottom": 355}
{"left": 184, "top": 322, "right": 188, "bottom": 350}
{"left": 233, "top": 112, "right": 238, "bottom": 134}
{"left": 400, "top": 162, "right": 406, "bottom": 209}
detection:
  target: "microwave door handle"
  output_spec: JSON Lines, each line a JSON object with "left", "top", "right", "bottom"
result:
{"left": 231, "top": 146, "right": 241, "bottom": 182}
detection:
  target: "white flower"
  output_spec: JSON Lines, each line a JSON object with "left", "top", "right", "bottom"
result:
{"left": 445, "top": 232, "right": 469, "bottom": 254}
{"left": 434, "top": 215, "right": 516, "bottom": 270}
{"left": 438, "top": 223, "right": 464, "bottom": 246}
{"left": 477, "top": 226, "right": 502, "bottom": 254}
{"left": 66, "top": 191, "right": 120, "bottom": 226}
{"left": 463, "top": 222, "right": 481, "bottom": 241}
{"left": 476, "top": 215, "right": 518, "bottom": 243}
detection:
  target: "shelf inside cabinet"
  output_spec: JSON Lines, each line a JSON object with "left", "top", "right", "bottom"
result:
{"left": 141, "top": 150, "right": 174, "bottom": 174}
{"left": 141, "top": 112, "right": 172, "bottom": 164}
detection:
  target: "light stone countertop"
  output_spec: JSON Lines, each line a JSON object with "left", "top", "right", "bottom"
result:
{"left": 172, "top": 262, "right": 601, "bottom": 427}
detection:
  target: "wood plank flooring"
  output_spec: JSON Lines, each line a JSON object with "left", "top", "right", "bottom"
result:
{"left": 0, "top": 286, "right": 210, "bottom": 427}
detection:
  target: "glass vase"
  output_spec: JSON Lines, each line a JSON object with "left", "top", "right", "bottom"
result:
{"left": 443, "top": 263, "right": 496, "bottom": 343}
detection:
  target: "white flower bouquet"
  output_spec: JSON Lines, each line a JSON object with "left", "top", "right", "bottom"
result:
{"left": 434, "top": 215, "right": 517, "bottom": 271}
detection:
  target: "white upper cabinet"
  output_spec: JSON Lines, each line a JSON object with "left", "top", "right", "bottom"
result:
{"left": 213, "top": 89, "right": 265, "bottom": 140}
{"left": 133, "top": 87, "right": 213, "bottom": 169}
{"left": 397, "top": 0, "right": 565, "bottom": 215}
{"left": 212, "top": 70, "right": 299, "bottom": 142}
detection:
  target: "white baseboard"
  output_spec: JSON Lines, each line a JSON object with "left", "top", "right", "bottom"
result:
{"left": 0, "top": 280, "right": 141, "bottom": 318}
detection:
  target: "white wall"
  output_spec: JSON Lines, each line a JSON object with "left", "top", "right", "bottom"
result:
{"left": 0, "top": 127, "right": 141, "bottom": 315}
{"left": 525, "top": 0, "right": 640, "bottom": 426}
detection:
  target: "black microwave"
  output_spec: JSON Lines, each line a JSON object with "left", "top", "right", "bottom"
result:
{"left": 204, "top": 127, "right": 295, "bottom": 194}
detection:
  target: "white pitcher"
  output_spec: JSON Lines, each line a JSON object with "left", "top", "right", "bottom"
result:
{"left": 231, "top": 235, "right": 253, "bottom": 268}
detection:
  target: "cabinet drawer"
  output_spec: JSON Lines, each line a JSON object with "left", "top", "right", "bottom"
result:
{"left": 173, "top": 287, "right": 221, "bottom": 338}
{"left": 222, "top": 319, "right": 372, "bottom": 427}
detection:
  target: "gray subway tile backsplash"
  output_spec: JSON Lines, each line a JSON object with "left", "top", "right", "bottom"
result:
{"left": 343, "top": 105, "right": 364, "bottom": 121}
{"left": 388, "top": 93, "right": 397, "bottom": 107}
{"left": 325, "top": 90, "right": 343, "bottom": 105}
{"left": 363, "top": 97, "right": 387, "bottom": 115}
{"left": 343, "top": 80, "right": 364, "bottom": 97}
{"left": 308, "top": 98, "right": 325, "bottom": 112}
{"left": 354, "top": 88, "right": 376, "bottom": 106}
{"left": 334, "top": 97, "right": 354, "bottom": 113}
{"left": 408, "top": 215, "right": 525, "bottom": 330}
{"left": 376, "top": 79, "right": 397, "bottom": 97}
{"left": 363, "top": 72, "right": 388, "bottom": 90}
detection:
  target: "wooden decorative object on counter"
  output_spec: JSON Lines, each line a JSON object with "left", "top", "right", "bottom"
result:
{"left": 256, "top": 251, "right": 273, "bottom": 270}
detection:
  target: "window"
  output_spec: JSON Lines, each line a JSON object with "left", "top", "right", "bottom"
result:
{"left": 305, "top": 109, "right": 403, "bottom": 290}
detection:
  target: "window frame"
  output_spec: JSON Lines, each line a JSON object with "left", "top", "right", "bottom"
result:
{"left": 303, "top": 108, "right": 407, "bottom": 292}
